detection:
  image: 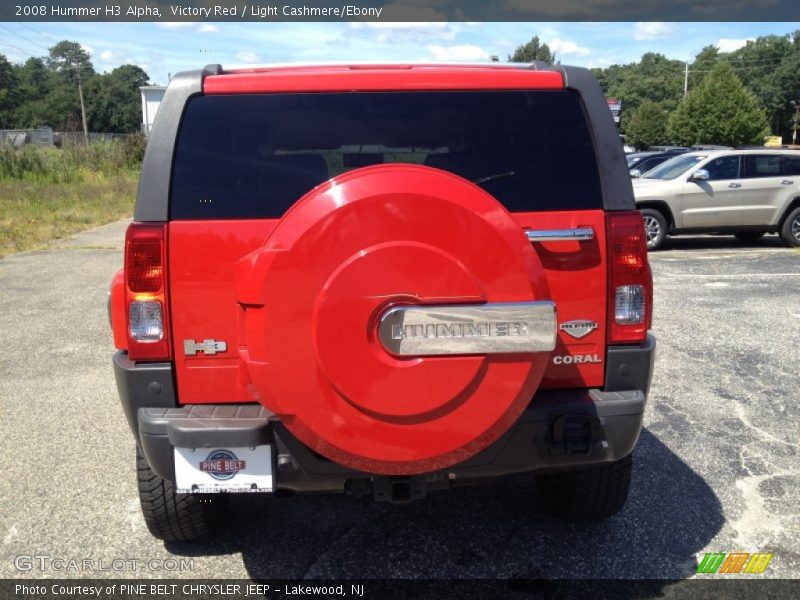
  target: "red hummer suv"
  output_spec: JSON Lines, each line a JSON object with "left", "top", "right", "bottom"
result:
{"left": 110, "top": 63, "right": 655, "bottom": 541}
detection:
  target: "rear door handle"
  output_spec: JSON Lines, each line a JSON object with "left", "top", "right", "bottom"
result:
{"left": 781, "top": 179, "right": 794, "bottom": 185}
{"left": 728, "top": 182, "right": 742, "bottom": 188}
{"left": 526, "top": 227, "right": 594, "bottom": 242}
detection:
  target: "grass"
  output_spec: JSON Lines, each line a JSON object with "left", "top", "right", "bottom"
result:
{"left": 0, "top": 170, "right": 137, "bottom": 258}
{"left": 0, "top": 139, "right": 144, "bottom": 258}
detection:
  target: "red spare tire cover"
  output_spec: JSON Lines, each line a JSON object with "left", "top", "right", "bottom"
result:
{"left": 236, "top": 164, "right": 553, "bottom": 474}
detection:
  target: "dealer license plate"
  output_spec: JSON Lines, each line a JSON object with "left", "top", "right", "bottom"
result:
{"left": 174, "top": 445, "right": 273, "bottom": 493}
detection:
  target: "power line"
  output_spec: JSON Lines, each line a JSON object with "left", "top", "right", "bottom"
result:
{"left": 16, "top": 21, "right": 58, "bottom": 44}
{"left": 0, "top": 5, "right": 56, "bottom": 44}
{"left": 0, "top": 41, "right": 36, "bottom": 59}
{"left": 691, "top": 56, "right": 790, "bottom": 66}
{"left": 0, "top": 23, "right": 51, "bottom": 54}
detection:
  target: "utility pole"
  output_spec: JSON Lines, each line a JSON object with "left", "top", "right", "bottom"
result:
{"left": 793, "top": 102, "right": 799, "bottom": 146}
{"left": 77, "top": 69, "right": 88, "bottom": 143}
{"left": 684, "top": 62, "right": 689, "bottom": 97}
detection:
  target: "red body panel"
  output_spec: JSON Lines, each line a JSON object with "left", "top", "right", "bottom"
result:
{"left": 110, "top": 269, "right": 127, "bottom": 350}
{"left": 204, "top": 65, "right": 563, "bottom": 95}
{"left": 169, "top": 220, "right": 277, "bottom": 402}
{"left": 514, "top": 210, "right": 608, "bottom": 388}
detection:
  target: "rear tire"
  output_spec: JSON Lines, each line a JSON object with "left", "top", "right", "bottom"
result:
{"left": 536, "top": 454, "right": 633, "bottom": 519}
{"left": 780, "top": 207, "right": 800, "bottom": 247}
{"left": 137, "top": 446, "right": 225, "bottom": 541}
{"left": 734, "top": 231, "right": 766, "bottom": 243}
{"left": 640, "top": 208, "right": 667, "bottom": 250}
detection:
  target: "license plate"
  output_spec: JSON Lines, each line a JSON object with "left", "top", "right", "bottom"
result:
{"left": 174, "top": 446, "right": 273, "bottom": 493}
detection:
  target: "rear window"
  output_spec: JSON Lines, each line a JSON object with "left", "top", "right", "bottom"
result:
{"left": 782, "top": 155, "right": 800, "bottom": 176}
{"left": 170, "top": 90, "right": 602, "bottom": 219}
{"left": 744, "top": 155, "right": 781, "bottom": 178}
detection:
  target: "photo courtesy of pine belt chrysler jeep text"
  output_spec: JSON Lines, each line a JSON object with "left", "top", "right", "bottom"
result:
{"left": 109, "top": 63, "right": 656, "bottom": 541}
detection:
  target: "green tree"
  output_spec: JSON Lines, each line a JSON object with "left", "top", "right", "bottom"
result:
{"left": 726, "top": 33, "right": 800, "bottom": 140}
{"left": 16, "top": 57, "right": 51, "bottom": 99}
{"left": 508, "top": 36, "right": 556, "bottom": 64}
{"left": 667, "top": 62, "right": 770, "bottom": 146}
{"left": 624, "top": 100, "right": 668, "bottom": 149}
{"left": 593, "top": 53, "right": 685, "bottom": 118}
{"left": 11, "top": 57, "right": 56, "bottom": 128}
{"left": 47, "top": 40, "right": 94, "bottom": 139}
{"left": 85, "top": 65, "right": 149, "bottom": 132}
{"left": 688, "top": 45, "right": 720, "bottom": 91}
{"left": 0, "top": 53, "right": 18, "bottom": 128}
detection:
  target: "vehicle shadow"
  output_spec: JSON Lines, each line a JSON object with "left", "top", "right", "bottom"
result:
{"left": 166, "top": 429, "right": 723, "bottom": 594}
{"left": 657, "top": 233, "right": 789, "bottom": 251}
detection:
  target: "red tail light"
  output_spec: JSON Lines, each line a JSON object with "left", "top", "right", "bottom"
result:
{"left": 125, "top": 222, "right": 171, "bottom": 361}
{"left": 606, "top": 211, "right": 653, "bottom": 344}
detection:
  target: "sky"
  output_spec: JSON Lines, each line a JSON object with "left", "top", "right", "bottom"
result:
{"left": 1, "top": 21, "right": 799, "bottom": 85}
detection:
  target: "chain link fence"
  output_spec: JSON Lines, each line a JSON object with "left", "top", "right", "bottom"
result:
{"left": 0, "top": 127, "right": 55, "bottom": 148}
{"left": 0, "top": 128, "right": 131, "bottom": 149}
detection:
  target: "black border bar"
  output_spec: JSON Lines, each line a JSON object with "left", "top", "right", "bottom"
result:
{"left": 3, "top": 1, "right": 800, "bottom": 22}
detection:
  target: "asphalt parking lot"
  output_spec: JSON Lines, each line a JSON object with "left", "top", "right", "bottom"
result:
{"left": 1, "top": 222, "right": 798, "bottom": 585}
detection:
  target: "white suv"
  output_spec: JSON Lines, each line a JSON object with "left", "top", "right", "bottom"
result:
{"left": 633, "top": 149, "right": 800, "bottom": 249}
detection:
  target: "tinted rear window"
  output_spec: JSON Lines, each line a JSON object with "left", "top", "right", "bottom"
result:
{"left": 170, "top": 91, "right": 602, "bottom": 219}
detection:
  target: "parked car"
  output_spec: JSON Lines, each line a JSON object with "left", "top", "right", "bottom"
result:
{"left": 647, "top": 145, "right": 690, "bottom": 153}
{"left": 110, "top": 63, "right": 656, "bottom": 540}
{"left": 690, "top": 145, "right": 732, "bottom": 151}
{"left": 633, "top": 149, "right": 800, "bottom": 249}
{"left": 628, "top": 150, "right": 689, "bottom": 178}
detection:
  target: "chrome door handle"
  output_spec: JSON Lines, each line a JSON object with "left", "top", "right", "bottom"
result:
{"left": 526, "top": 227, "right": 594, "bottom": 242}
{"left": 728, "top": 182, "right": 742, "bottom": 188}
{"left": 781, "top": 179, "right": 794, "bottom": 185}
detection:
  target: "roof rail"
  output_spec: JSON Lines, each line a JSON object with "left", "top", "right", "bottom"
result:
{"left": 202, "top": 64, "right": 223, "bottom": 77}
{"left": 528, "top": 60, "right": 555, "bottom": 71}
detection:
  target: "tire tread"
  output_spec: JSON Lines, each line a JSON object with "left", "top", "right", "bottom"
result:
{"left": 136, "top": 447, "right": 221, "bottom": 541}
{"left": 535, "top": 454, "right": 633, "bottom": 520}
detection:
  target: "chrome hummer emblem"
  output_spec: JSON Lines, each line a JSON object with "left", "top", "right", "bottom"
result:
{"left": 183, "top": 339, "right": 227, "bottom": 356}
{"left": 559, "top": 320, "right": 598, "bottom": 340}
{"left": 378, "top": 302, "right": 556, "bottom": 356}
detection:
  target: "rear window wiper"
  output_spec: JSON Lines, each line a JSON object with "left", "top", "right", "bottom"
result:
{"left": 472, "top": 171, "right": 515, "bottom": 186}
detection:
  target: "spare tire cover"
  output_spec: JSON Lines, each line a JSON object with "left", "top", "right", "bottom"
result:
{"left": 236, "top": 164, "right": 554, "bottom": 474}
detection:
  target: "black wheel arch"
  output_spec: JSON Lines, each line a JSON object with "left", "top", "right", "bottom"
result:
{"left": 637, "top": 201, "right": 675, "bottom": 231}
{"left": 777, "top": 197, "right": 800, "bottom": 230}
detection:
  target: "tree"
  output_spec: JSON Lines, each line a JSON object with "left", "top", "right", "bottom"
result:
{"left": 667, "top": 62, "right": 770, "bottom": 146}
{"left": 726, "top": 33, "right": 800, "bottom": 140}
{"left": 592, "top": 53, "right": 685, "bottom": 116}
{"left": 11, "top": 57, "right": 56, "bottom": 128}
{"left": 624, "top": 100, "right": 668, "bottom": 149}
{"left": 0, "top": 53, "right": 18, "bottom": 128}
{"left": 47, "top": 40, "right": 94, "bottom": 140}
{"left": 688, "top": 45, "right": 720, "bottom": 92}
{"left": 508, "top": 36, "right": 556, "bottom": 64}
{"left": 86, "top": 65, "right": 149, "bottom": 133}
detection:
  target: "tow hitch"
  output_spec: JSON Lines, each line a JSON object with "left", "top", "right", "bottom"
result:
{"left": 549, "top": 414, "right": 609, "bottom": 456}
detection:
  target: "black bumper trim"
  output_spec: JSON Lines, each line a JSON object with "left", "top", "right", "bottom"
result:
{"left": 113, "top": 352, "right": 176, "bottom": 440}
{"left": 139, "top": 404, "right": 276, "bottom": 447}
{"left": 605, "top": 333, "right": 656, "bottom": 394}
{"left": 135, "top": 388, "right": 646, "bottom": 489}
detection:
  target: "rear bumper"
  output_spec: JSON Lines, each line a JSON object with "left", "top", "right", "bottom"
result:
{"left": 114, "top": 334, "right": 655, "bottom": 494}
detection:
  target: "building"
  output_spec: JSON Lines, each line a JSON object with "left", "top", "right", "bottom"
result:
{"left": 140, "top": 85, "right": 166, "bottom": 136}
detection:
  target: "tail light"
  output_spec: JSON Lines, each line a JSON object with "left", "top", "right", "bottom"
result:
{"left": 125, "top": 222, "right": 171, "bottom": 360}
{"left": 606, "top": 211, "right": 653, "bottom": 344}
